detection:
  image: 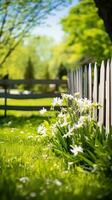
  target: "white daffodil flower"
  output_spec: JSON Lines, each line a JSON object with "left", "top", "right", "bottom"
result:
{"left": 37, "top": 124, "right": 46, "bottom": 135}
{"left": 63, "top": 125, "right": 74, "bottom": 138}
{"left": 70, "top": 145, "right": 83, "bottom": 156}
{"left": 52, "top": 97, "right": 63, "bottom": 107}
{"left": 62, "top": 93, "right": 74, "bottom": 100}
{"left": 39, "top": 107, "right": 47, "bottom": 115}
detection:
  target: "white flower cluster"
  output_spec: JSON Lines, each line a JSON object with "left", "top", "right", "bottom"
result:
{"left": 37, "top": 93, "right": 100, "bottom": 156}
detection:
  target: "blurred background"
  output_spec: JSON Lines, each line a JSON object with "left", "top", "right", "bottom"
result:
{"left": 0, "top": 0, "right": 112, "bottom": 83}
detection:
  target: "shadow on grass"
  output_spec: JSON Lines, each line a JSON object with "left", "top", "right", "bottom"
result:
{"left": 0, "top": 114, "right": 54, "bottom": 128}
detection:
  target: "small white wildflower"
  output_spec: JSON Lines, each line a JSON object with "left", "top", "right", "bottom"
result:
{"left": 70, "top": 145, "right": 83, "bottom": 156}
{"left": 83, "top": 98, "right": 92, "bottom": 110}
{"left": 73, "top": 116, "right": 86, "bottom": 129}
{"left": 77, "top": 98, "right": 92, "bottom": 113}
{"left": 7, "top": 121, "right": 12, "bottom": 126}
{"left": 63, "top": 132, "right": 73, "bottom": 138}
{"left": 52, "top": 97, "right": 63, "bottom": 107}
{"left": 63, "top": 125, "right": 74, "bottom": 138}
{"left": 29, "top": 192, "right": 37, "bottom": 198}
{"left": 62, "top": 93, "right": 74, "bottom": 100}
{"left": 58, "top": 112, "right": 65, "bottom": 118}
{"left": 74, "top": 122, "right": 83, "bottom": 129}
{"left": 39, "top": 107, "right": 47, "bottom": 115}
{"left": 54, "top": 179, "right": 62, "bottom": 186}
{"left": 77, "top": 98, "right": 84, "bottom": 108}
{"left": 37, "top": 124, "right": 46, "bottom": 135}
{"left": 19, "top": 177, "right": 29, "bottom": 183}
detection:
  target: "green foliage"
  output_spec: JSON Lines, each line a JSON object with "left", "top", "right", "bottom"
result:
{"left": 60, "top": 0, "right": 112, "bottom": 67}
{"left": 0, "top": 36, "right": 55, "bottom": 79}
{"left": 0, "top": 0, "right": 71, "bottom": 66}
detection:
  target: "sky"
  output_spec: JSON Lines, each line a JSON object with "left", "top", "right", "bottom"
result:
{"left": 32, "top": 0, "right": 78, "bottom": 43}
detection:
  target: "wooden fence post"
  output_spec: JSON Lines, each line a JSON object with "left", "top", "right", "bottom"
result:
{"left": 3, "top": 79, "right": 8, "bottom": 117}
{"left": 4, "top": 87, "right": 8, "bottom": 117}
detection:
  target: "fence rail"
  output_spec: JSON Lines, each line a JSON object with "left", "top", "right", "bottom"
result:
{"left": 0, "top": 79, "right": 67, "bottom": 86}
{"left": 0, "top": 79, "right": 68, "bottom": 116}
{"left": 0, "top": 92, "right": 62, "bottom": 99}
{"left": 68, "top": 59, "right": 112, "bottom": 132}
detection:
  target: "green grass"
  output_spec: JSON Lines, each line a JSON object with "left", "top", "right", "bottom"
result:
{"left": 0, "top": 116, "right": 112, "bottom": 200}
{"left": 0, "top": 98, "right": 53, "bottom": 116}
{"left": 0, "top": 100, "right": 112, "bottom": 200}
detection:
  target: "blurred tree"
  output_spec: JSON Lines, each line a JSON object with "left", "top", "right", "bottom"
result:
{"left": 0, "top": 0, "right": 71, "bottom": 67}
{"left": 0, "top": 36, "right": 55, "bottom": 79}
{"left": 60, "top": 0, "right": 112, "bottom": 67}
{"left": 57, "top": 63, "right": 67, "bottom": 79}
{"left": 24, "top": 58, "right": 35, "bottom": 90}
{"left": 49, "top": 43, "right": 67, "bottom": 78}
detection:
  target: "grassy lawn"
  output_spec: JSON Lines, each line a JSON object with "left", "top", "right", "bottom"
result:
{"left": 0, "top": 98, "right": 53, "bottom": 116}
{"left": 0, "top": 99, "right": 112, "bottom": 200}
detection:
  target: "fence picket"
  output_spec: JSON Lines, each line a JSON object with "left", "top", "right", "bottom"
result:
{"left": 76, "top": 69, "right": 78, "bottom": 92}
{"left": 67, "top": 71, "right": 71, "bottom": 94}
{"left": 68, "top": 59, "right": 112, "bottom": 132}
{"left": 105, "top": 60, "right": 111, "bottom": 133}
{"left": 111, "top": 58, "right": 112, "bottom": 127}
{"left": 93, "top": 62, "right": 98, "bottom": 120}
{"left": 73, "top": 71, "right": 75, "bottom": 93}
{"left": 98, "top": 61, "right": 105, "bottom": 126}
{"left": 84, "top": 65, "right": 88, "bottom": 98}
{"left": 88, "top": 63, "right": 92, "bottom": 100}
{"left": 79, "top": 67, "right": 83, "bottom": 98}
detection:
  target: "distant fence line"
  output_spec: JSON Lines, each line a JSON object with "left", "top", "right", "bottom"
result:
{"left": 0, "top": 79, "right": 68, "bottom": 116}
{"left": 68, "top": 59, "right": 112, "bottom": 132}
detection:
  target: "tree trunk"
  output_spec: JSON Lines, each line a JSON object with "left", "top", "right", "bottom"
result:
{"left": 94, "top": 0, "right": 112, "bottom": 41}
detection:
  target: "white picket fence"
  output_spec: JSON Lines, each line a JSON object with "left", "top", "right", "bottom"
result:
{"left": 68, "top": 59, "right": 112, "bottom": 132}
